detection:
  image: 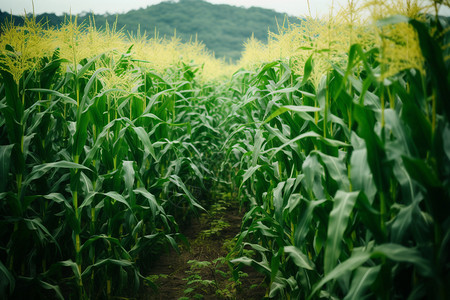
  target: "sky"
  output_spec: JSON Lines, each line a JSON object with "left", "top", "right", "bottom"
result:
{"left": 0, "top": 0, "right": 449, "bottom": 17}
{"left": 1, "top": 0, "right": 339, "bottom": 16}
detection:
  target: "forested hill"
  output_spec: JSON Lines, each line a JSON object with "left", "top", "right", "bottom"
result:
{"left": 0, "top": 0, "right": 300, "bottom": 61}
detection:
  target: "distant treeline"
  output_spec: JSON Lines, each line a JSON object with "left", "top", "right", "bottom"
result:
{"left": 0, "top": 0, "right": 301, "bottom": 61}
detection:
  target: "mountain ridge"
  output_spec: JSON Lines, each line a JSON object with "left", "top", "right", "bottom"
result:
{"left": 0, "top": 0, "right": 300, "bottom": 61}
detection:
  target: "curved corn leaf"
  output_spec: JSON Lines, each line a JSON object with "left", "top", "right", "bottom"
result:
{"left": 324, "top": 190, "right": 359, "bottom": 275}
{"left": 309, "top": 249, "right": 372, "bottom": 299}
{"left": 284, "top": 246, "right": 315, "bottom": 270}
{"left": 343, "top": 266, "right": 381, "bottom": 300}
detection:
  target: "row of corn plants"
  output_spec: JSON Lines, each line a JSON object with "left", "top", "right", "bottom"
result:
{"left": 0, "top": 17, "right": 234, "bottom": 299}
{"left": 226, "top": 11, "right": 450, "bottom": 300}
{"left": 1, "top": 2, "right": 450, "bottom": 299}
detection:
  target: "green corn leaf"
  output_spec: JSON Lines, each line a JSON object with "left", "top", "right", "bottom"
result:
{"left": 39, "top": 280, "right": 64, "bottom": 300}
{"left": 72, "top": 68, "right": 109, "bottom": 158}
{"left": 239, "top": 165, "right": 261, "bottom": 188}
{"left": 316, "top": 150, "right": 350, "bottom": 192}
{"left": 251, "top": 129, "right": 264, "bottom": 166}
{"left": 391, "top": 156, "right": 416, "bottom": 205}
{"left": 324, "top": 190, "right": 359, "bottom": 275}
{"left": 56, "top": 260, "right": 82, "bottom": 281}
{"left": 317, "top": 75, "right": 327, "bottom": 111}
{"left": 0, "top": 260, "right": 15, "bottom": 296}
{"left": 72, "top": 110, "right": 90, "bottom": 158}
{"left": 350, "top": 148, "right": 377, "bottom": 203}
{"left": 79, "top": 235, "right": 131, "bottom": 259}
{"left": 103, "top": 191, "right": 132, "bottom": 210}
{"left": 402, "top": 156, "right": 441, "bottom": 188}
{"left": 131, "top": 220, "right": 144, "bottom": 239}
{"left": 82, "top": 259, "right": 134, "bottom": 278}
{"left": 77, "top": 192, "right": 97, "bottom": 210}
{"left": 354, "top": 192, "right": 384, "bottom": 242}
{"left": 39, "top": 50, "right": 67, "bottom": 89}
{"left": 346, "top": 44, "right": 377, "bottom": 84}
{"left": 301, "top": 54, "right": 313, "bottom": 86}
{"left": 132, "top": 126, "right": 157, "bottom": 161}
{"left": 353, "top": 104, "right": 389, "bottom": 195}
{"left": 294, "top": 199, "right": 327, "bottom": 246}
{"left": 129, "top": 233, "right": 160, "bottom": 255}
{"left": 43, "top": 193, "right": 72, "bottom": 208}
{"left": 268, "top": 131, "right": 349, "bottom": 160}
{"left": 262, "top": 105, "right": 320, "bottom": 125}
{"left": 123, "top": 161, "right": 135, "bottom": 193}
{"left": 343, "top": 266, "right": 381, "bottom": 300}
{"left": 169, "top": 175, "right": 205, "bottom": 213}
{"left": 165, "top": 234, "right": 180, "bottom": 255}
{"left": 384, "top": 109, "right": 412, "bottom": 155}
{"left": 270, "top": 249, "right": 282, "bottom": 285}
{"left": 409, "top": 19, "right": 450, "bottom": 117}
{"left": 309, "top": 249, "right": 372, "bottom": 299}
{"left": 284, "top": 246, "right": 315, "bottom": 270}
{"left": 0, "top": 68, "right": 22, "bottom": 125}
{"left": 401, "top": 96, "right": 432, "bottom": 158}
{"left": 0, "top": 144, "right": 14, "bottom": 193}
{"left": 286, "top": 193, "right": 302, "bottom": 214}
{"left": 28, "top": 88, "right": 77, "bottom": 106}
{"left": 243, "top": 242, "right": 269, "bottom": 253}
{"left": 76, "top": 53, "right": 103, "bottom": 80}
{"left": 23, "top": 161, "right": 91, "bottom": 187}
{"left": 230, "top": 256, "right": 271, "bottom": 275}
{"left": 302, "top": 154, "right": 325, "bottom": 199}
{"left": 390, "top": 197, "right": 421, "bottom": 243}
{"left": 273, "top": 181, "right": 286, "bottom": 224}
{"left": 189, "top": 161, "right": 204, "bottom": 186}
{"left": 82, "top": 118, "right": 118, "bottom": 166}
{"left": 253, "top": 61, "right": 280, "bottom": 83}
{"left": 372, "top": 243, "right": 432, "bottom": 277}
{"left": 133, "top": 188, "right": 160, "bottom": 219}
{"left": 269, "top": 282, "right": 285, "bottom": 298}
{"left": 24, "top": 217, "right": 58, "bottom": 244}
{"left": 254, "top": 221, "right": 279, "bottom": 238}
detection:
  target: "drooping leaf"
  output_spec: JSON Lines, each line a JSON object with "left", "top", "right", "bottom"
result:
{"left": 343, "top": 265, "right": 381, "bottom": 300}
{"left": 262, "top": 105, "right": 320, "bottom": 125}
{"left": 23, "top": 161, "right": 91, "bottom": 187}
{"left": 132, "top": 126, "right": 157, "bottom": 161}
{"left": 316, "top": 150, "right": 350, "bottom": 192}
{"left": 372, "top": 243, "right": 432, "bottom": 277}
{"left": 285, "top": 246, "right": 315, "bottom": 270}
{"left": 310, "top": 249, "right": 372, "bottom": 299}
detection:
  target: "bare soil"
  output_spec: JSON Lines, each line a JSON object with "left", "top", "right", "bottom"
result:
{"left": 140, "top": 199, "right": 266, "bottom": 300}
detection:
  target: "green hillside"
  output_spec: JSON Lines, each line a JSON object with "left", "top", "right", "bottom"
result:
{"left": 0, "top": 0, "right": 299, "bottom": 61}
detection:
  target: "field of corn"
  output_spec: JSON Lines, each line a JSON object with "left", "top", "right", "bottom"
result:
{"left": 1, "top": 0, "right": 450, "bottom": 299}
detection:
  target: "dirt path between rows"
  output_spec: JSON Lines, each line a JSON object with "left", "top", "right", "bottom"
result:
{"left": 140, "top": 197, "right": 266, "bottom": 300}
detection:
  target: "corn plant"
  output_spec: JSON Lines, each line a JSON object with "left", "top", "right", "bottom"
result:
{"left": 227, "top": 13, "right": 450, "bottom": 300}
{"left": 0, "top": 16, "right": 232, "bottom": 299}
{"left": 1, "top": 3, "right": 449, "bottom": 300}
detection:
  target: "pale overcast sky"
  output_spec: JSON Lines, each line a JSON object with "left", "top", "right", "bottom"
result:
{"left": 0, "top": 0, "right": 449, "bottom": 17}
{"left": 2, "top": 0, "right": 332, "bottom": 16}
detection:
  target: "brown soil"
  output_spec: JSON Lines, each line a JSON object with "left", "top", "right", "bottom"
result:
{"left": 139, "top": 199, "right": 266, "bottom": 300}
